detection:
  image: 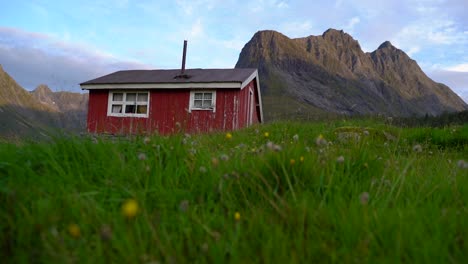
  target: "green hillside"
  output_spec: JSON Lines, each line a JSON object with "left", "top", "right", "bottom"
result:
{"left": 1, "top": 120, "right": 467, "bottom": 262}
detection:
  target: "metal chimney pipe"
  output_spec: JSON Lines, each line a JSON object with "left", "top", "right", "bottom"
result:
{"left": 181, "top": 40, "right": 187, "bottom": 75}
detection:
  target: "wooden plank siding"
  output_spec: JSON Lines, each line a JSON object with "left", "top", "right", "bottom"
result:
{"left": 87, "top": 79, "right": 260, "bottom": 135}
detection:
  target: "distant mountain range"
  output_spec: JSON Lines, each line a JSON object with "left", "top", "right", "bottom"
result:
{"left": 236, "top": 29, "right": 468, "bottom": 120}
{"left": 1, "top": 28, "right": 467, "bottom": 138}
{"left": 0, "top": 65, "right": 87, "bottom": 139}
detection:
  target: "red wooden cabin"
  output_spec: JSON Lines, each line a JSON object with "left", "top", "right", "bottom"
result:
{"left": 80, "top": 68, "right": 263, "bottom": 135}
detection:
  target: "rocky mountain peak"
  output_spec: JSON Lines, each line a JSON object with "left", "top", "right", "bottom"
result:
{"left": 378, "top": 41, "right": 394, "bottom": 49}
{"left": 34, "top": 84, "right": 53, "bottom": 95}
{"left": 236, "top": 28, "right": 467, "bottom": 118}
{"left": 321, "top": 28, "right": 361, "bottom": 50}
{"left": 322, "top": 28, "right": 349, "bottom": 40}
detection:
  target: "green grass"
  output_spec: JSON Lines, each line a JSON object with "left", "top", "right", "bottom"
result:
{"left": 1, "top": 120, "right": 467, "bottom": 263}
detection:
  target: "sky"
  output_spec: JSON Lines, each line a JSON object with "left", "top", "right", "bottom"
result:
{"left": 0, "top": 0, "right": 467, "bottom": 102}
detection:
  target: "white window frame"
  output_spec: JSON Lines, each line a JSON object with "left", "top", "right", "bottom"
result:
{"left": 107, "top": 91, "right": 150, "bottom": 118}
{"left": 189, "top": 90, "right": 216, "bottom": 112}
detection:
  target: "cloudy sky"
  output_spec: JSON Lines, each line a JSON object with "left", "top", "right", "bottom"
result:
{"left": 1, "top": 0, "right": 467, "bottom": 102}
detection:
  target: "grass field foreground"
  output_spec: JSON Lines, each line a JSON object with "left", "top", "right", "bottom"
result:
{"left": 1, "top": 120, "right": 467, "bottom": 263}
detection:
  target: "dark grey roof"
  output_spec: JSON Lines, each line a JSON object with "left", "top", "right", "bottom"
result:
{"left": 81, "top": 68, "right": 257, "bottom": 85}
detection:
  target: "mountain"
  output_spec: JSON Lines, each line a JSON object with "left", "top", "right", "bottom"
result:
{"left": 235, "top": 29, "right": 468, "bottom": 120}
{"left": 31, "top": 84, "right": 88, "bottom": 131}
{"left": 0, "top": 65, "right": 87, "bottom": 139}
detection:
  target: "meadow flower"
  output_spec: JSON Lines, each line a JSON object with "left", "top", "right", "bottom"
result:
{"left": 412, "top": 144, "right": 423, "bottom": 153}
{"left": 264, "top": 132, "right": 269, "bottom": 138}
{"left": 122, "top": 199, "right": 139, "bottom": 219}
{"left": 225, "top": 133, "right": 232, "bottom": 140}
{"left": 266, "top": 141, "right": 274, "bottom": 150}
{"left": 266, "top": 141, "right": 282, "bottom": 152}
{"left": 143, "top": 137, "right": 151, "bottom": 145}
{"left": 199, "top": 166, "right": 207, "bottom": 173}
{"left": 138, "top": 153, "right": 147, "bottom": 161}
{"left": 360, "top": 192, "right": 370, "bottom": 205}
{"left": 68, "top": 223, "right": 80, "bottom": 238}
{"left": 188, "top": 148, "right": 197, "bottom": 155}
{"left": 290, "top": 159, "right": 296, "bottom": 165}
{"left": 220, "top": 154, "right": 229, "bottom": 161}
{"left": 363, "top": 130, "right": 370, "bottom": 136}
{"left": 336, "top": 156, "right": 345, "bottom": 163}
{"left": 234, "top": 212, "right": 241, "bottom": 221}
{"left": 211, "top": 157, "right": 219, "bottom": 167}
{"left": 300, "top": 156, "right": 304, "bottom": 162}
{"left": 457, "top": 160, "right": 468, "bottom": 169}
{"left": 315, "top": 134, "right": 327, "bottom": 147}
{"left": 292, "top": 134, "right": 299, "bottom": 142}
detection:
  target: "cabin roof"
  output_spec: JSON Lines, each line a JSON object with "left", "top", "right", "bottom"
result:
{"left": 80, "top": 68, "right": 257, "bottom": 85}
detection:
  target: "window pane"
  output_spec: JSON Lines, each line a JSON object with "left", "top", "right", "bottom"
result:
{"left": 202, "top": 100, "right": 212, "bottom": 107}
{"left": 194, "top": 93, "right": 203, "bottom": 99}
{"left": 126, "top": 93, "right": 136, "bottom": 102}
{"left": 137, "top": 93, "right": 148, "bottom": 102}
{"left": 125, "top": 105, "right": 136, "bottom": 113}
{"left": 113, "top": 93, "right": 123, "bottom": 101}
{"left": 194, "top": 100, "right": 202, "bottom": 108}
{"left": 204, "top": 93, "right": 212, "bottom": 100}
{"left": 111, "top": 104, "right": 122, "bottom": 113}
{"left": 137, "top": 105, "right": 147, "bottom": 114}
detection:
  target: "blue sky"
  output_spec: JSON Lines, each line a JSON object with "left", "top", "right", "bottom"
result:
{"left": 0, "top": 0, "right": 467, "bottom": 102}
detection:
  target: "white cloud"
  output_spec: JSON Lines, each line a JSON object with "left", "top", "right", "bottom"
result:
{"left": 406, "top": 46, "right": 421, "bottom": 56}
{"left": 188, "top": 19, "right": 204, "bottom": 39}
{"left": 445, "top": 63, "right": 468, "bottom": 72}
{"left": 279, "top": 21, "right": 314, "bottom": 38}
{"left": 344, "top": 16, "right": 360, "bottom": 32}
{"left": 396, "top": 19, "right": 467, "bottom": 46}
{"left": 427, "top": 68, "right": 468, "bottom": 103}
{"left": 0, "top": 27, "right": 150, "bottom": 92}
{"left": 276, "top": 1, "right": 289, "bottom": 8}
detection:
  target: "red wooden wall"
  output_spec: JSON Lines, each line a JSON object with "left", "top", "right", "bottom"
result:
{"left": 87, "top": 79, "right": 261, "bottom": 135}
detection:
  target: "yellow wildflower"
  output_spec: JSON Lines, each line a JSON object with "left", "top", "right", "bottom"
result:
{"left": 68, "top": 223, "right": 81, "bottom": 238}
{"left": 300, "top": 156, "right": 304, "bottom": 162}
{"left": 290, "top": 159, "right": 296, "bottom": 165}
{"left": 122, "top": 199, "right": 139, "bottom": 219}
{"left": 234, "top": 212, "right": 241, "bottom": 221}
{"left": 264, "top": 132, "right": 269, "bottom": 138}
{"left": 225, "top": 133, "right": 232, "bottom": 140}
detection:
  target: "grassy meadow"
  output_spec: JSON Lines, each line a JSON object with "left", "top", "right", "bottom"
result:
{"left": 0, "top": 119, "right": 467, "bottom": 263}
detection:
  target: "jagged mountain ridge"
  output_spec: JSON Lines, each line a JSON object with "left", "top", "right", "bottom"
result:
{"left": 235, "top": 29, "right": 467, "bottom": 120}
{"left": 0, "top": 65, "right": 87, "bottom": 139}
{"left": 31, "top": 84, "right": 88, "bottom": 128}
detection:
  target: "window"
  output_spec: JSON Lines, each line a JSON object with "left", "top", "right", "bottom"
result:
{"left": 189, "top": 90, "right": 216, "bottom": 112}
{"left": 108, "top": 91, "right": 149, "bottom": 117}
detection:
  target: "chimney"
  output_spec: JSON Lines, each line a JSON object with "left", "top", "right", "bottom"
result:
{"left": 181, "top": 40, "right": 187, "bottom": 75}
